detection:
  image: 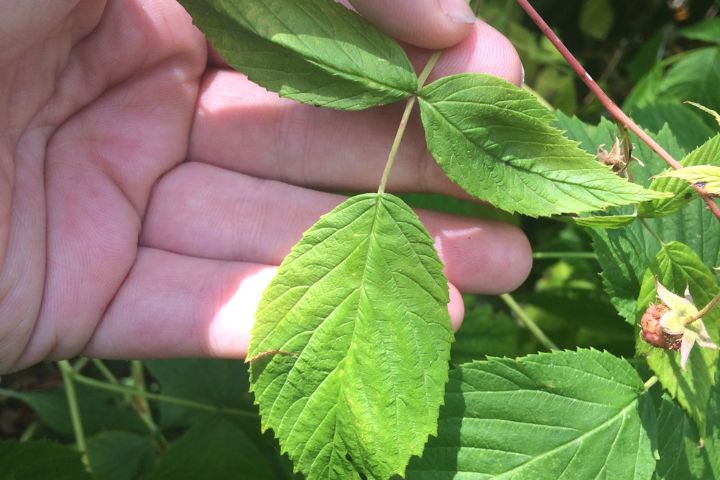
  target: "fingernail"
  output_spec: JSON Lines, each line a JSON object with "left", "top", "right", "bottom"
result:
{"left": 438, "top": 0, "right": 476, "bottom": 24}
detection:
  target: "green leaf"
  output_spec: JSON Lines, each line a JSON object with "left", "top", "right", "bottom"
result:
{"left": 87, "top": 433, "right": 154, "bottom": 480}
{"left": 579, "top": 0, "right": 615, "bottom": 40}
{"left": 1, "top": 385, "right": 147, "bottom": 437}
{"left": 659, "top": 47, "right": 720, "bottom": 113}
{"left": 624, "top": 64, "right": 665, "bottom": 109}
{"left": 417, "top": 74, "right": 666, "bottom": 217}
{"left": 639, "top": 134, "right": 720, "bottom": 218}
{"left": 146, "top": 359, "right": 296, "bottom": 480}
{"left": 451, "top": 303, "right": 518, "bottom": 364}
{"left": 636, "top": 241, "right": 719, "bottom": 436}
{"left": 178, "top": 0, "right": 417, "bottom": 110}
{"left": 248, "top": 193, "right": 453, "bottom": 479}
{"left": 574, "top": 213, "right": 637, "bottom": 229}
{"left": 146, "top": 358, "right": 253, "bottom": 428}
{"left": 655, "top": 165, "right": 720, "bottom": 195}
{"left": 406, "top": 349, "right": 656, "bottom": 480}
{"left": 678, "top": 18, "right": 720, "bottom": 45}
{"left": 0, "top": 440, "right": 92, "bottom": 480}
{"left": 685, "top": 101, "right": 720, "bottom": 128}
{"left": 653, "top": 394, "right": 719, "bottom": 480}
{"left": 148, "top": 415, "right": 276, "bottom": 480}
{"left": 628, "top": 101, "right": 715, "bottom": 149}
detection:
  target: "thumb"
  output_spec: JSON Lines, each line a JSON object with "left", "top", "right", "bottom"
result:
{"left": 349, "top": 0, "right": 476, "bottom": 49}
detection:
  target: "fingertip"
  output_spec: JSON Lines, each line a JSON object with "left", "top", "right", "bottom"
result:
{"left": 428, "top": 20, "right": 524, "bottom": 85}
{"left": 349, "top": 0, "right": 475, "bottom": 49}
{"left": 448, "top": 282, "right": 465, "bottom": 332}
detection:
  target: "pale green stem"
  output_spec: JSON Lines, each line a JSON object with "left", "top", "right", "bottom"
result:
{"left": 686, "top": 291, "right": 720, "bottom": 326}
{"left": 131, "top": 360, "right": 169, "bottom": 448}
{"left": 500, "top": 293, "right": 558, "bottom": 350}
{"left": 72, "top": 357, "right": 90, "bottom": 373}
{"left": 58, "top": 360, "right": 90, "bottom": 470}
{"left": 377, "top": 96, "right": 416, "bottom": 195}
{"left": 533, "top": 251, "right": 598, "bottom": 260}
{"left": 416, "top": 51, "right": 442, "bottom": 88}
{"left": 72, "top": 373, "right": 257, "bottom": 419}
{"left": 92, "top": 359, "right": 120, "bottom": 385}
{"left": 19, "top": 421, "right": 38, "bottom": 442}
{"left": 377, "top": 51, "right": 442, "bottom": 195}
{"left": 644, "top": 375, "right": 659, "bottom": 390}
{"left": 639, "top": 218, "right": 665, "bottom": 245}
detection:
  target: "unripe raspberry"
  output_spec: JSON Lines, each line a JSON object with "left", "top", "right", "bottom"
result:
{"left": 640, "top": 303, "right": 682, "bottom": 351}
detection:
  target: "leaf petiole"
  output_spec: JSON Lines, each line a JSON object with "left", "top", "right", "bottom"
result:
{"left": 378, "top": 51, "right": 442, "bottom": 194}
{"left": 685, "top": 290, "right": 720, "bottom": 326}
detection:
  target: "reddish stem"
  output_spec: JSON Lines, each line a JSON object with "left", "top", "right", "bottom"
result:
{"left": 516, "top": 0, "right": 720, "bottom": 221}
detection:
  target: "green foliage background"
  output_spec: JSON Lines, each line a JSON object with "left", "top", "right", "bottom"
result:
{"left": 2, "top": 0, "right": 719, "bottom": 479}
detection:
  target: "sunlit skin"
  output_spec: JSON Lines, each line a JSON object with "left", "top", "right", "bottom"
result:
{"left": 0, "top": 0, "right": 530, "bottom": 373}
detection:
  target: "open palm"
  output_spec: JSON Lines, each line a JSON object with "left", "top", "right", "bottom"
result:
{"left": 0, "top": 0, "right": 530, "bottom": 373}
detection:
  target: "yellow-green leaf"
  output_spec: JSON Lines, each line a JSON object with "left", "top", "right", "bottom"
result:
{"left": 654, "top": 165, "right": 720, "bottom": 195}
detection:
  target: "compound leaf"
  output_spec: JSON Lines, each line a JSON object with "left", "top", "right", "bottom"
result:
{"left": 406, "top": 349, "right": 656, "bottom": 480}
{"left": 249, "top": 193, "right": 453, "bottom": 480}
{"left": 179, "top": 0, "right": 417, "bottom": 110}
{"left": 418, "top": 74, "right": 667, "bottom": 217}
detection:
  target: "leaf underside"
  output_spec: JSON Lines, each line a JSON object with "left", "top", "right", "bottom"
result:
{"left": 179, "top": 0, "right": 417, "bottom": 110}
{"left": 406, "top": 349, "right": 656, "bottom": 480}
{"left": 248, "top": 193, "right": 453, "bottom": 480}
{"left": 574, "top": 214, "right": 637, "bottom": 229}
{"left": 418, "top": 74, "right": 666, "bottom": 218}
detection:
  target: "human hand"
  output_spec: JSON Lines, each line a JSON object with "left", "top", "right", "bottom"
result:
{"left": 0, "top": 0, "right": 530, "bottom": 373}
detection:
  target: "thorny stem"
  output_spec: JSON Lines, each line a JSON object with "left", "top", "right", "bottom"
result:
{"left": 58, "top": 361, "right": 90, "bottom": 470}
{"left": 686, "top": 291, "right": 720, "bottom": 326}
{"left": 516, "top": 0, "right": 720, "bottom": 222}
{"left": 378, "top": 51, "right": 442, "bottom": 194}
{"left": 500, "top": 293, "right": 558, "bottom": 350}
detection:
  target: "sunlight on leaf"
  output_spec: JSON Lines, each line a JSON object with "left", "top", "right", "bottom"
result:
{"left": 248, "top": 194, "right": 453, "bottom": 480}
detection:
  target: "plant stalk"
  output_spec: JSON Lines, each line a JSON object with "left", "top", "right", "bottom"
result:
{"left": 500, "top": 293, "right": 558, "bottom": 350}
{"left": 516, "top": 0, "right": 720, "bottom": 222}
{"left": 72, "top": 373, "right": 257, "bottom": 419}
{"left": 131, "top": 360, "right": 169, "bottom": 448}
{"left": 58, "top": 360, "right": 90, "bottom": 469}
{"left": 378, "top": 51, "right": 442, "bottom": 195}
{"left": 377, "top": 96, "right": 416, "bottom": 195}
{"left": 686, "top": 291, "right": 720, "bottom": 326}
{"left": 533, "top": 251, "right": 597, "bottom": 260}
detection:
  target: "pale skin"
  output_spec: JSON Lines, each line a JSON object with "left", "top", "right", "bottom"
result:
{"left": 0, "top": 0, "right": 531, "bottom": 374}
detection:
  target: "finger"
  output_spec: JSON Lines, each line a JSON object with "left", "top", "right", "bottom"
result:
{"left": 82, "top": 248, "right": 465, "bottom": 359}
{"left": 141, "top": 162, "right": 532, "bottom": 294}
{"left": 348, "top": 0, "right": 476, "bottom": 49}
{"left": 188, "top": 21, "right": 522, "bottom": 194}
